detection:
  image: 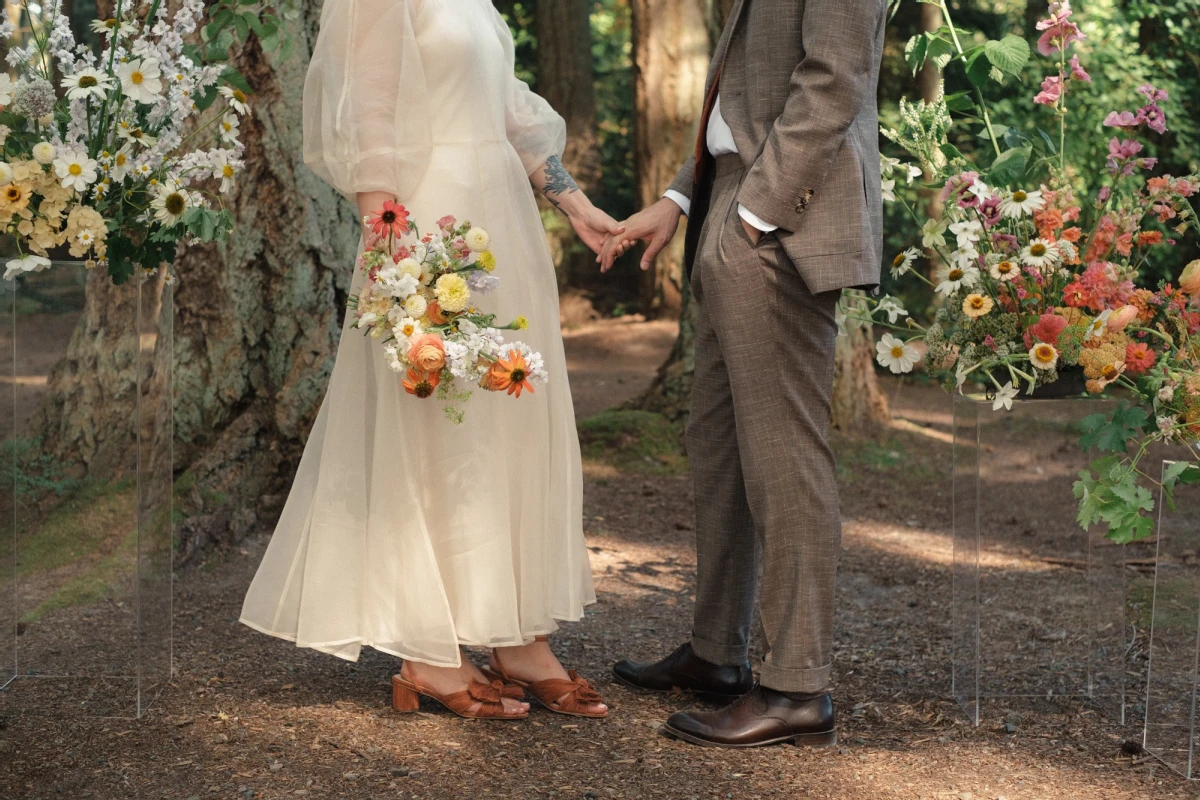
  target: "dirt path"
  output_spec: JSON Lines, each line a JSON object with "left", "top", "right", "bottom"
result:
{"left": 0, "top": 319, "right": 1193, "bottom": 799}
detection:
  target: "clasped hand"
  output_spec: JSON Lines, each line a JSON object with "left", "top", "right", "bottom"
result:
{"left": 592, "top": 198, "right": 760, "bottom": 274}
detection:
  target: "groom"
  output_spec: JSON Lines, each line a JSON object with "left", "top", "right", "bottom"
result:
{"left": 602, "top": 0, "right": 887, "bottom": 747}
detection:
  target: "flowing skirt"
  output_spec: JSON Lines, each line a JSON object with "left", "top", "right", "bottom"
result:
{"left": 240, "top": 141, "right": 595, "bottom": 666}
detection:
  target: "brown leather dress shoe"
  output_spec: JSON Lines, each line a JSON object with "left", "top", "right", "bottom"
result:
{"left": 612, "top": 642, "right": 753, "bottom": 700}
{"left": 662, "top": 684, "right": 836, "bottom": 748}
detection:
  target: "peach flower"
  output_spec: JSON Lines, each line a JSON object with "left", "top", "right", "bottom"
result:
{"left": 1180, "top": 260, "right": 1200, "bottom": 295}
{"left": 1106, "top": 305, "right": 1139, "bottom": 331}
{"left": 407, "top": 334, "right": 446, "bottom": 373}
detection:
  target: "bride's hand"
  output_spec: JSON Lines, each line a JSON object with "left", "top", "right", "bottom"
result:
{"left": 568, "top": 204, "right": 627, "bottom": 256}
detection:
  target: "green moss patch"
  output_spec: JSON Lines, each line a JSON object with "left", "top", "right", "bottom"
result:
{"left": 578, "top": 410, "right": 688, "bottom": 476}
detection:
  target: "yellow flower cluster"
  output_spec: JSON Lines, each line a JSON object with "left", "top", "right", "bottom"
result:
{"left": 476, "top": 250, "right": 496, "bottom": 273}
{"left": 1078, "top": 332, "right": 1128, "bottom": 380}
{"left": 435, "top": 273, "right": 470, "bottom": 313}
{"left": 0, "top": 159, "right": 108, "bottom": 259}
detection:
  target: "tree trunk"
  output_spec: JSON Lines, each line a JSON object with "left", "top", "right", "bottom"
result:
{"left": 28, "top": 8, "right": 361, "bottom": 563}
{"left": 631, "top": 0, "right": 711, "bottom": 316}
{"left": 535, "top": 0, "right": 599, "bottom": 289}
{"left": 831, "top": 293, "right": 890, "bottom": 433}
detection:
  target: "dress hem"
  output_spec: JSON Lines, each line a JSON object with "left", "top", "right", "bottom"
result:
{"left": 238, "top": 610, "right": 591, "bottom": 668}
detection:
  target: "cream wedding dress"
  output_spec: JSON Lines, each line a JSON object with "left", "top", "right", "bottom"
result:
{"left": 239, "top": 0, "right": 595, "bottom": 666}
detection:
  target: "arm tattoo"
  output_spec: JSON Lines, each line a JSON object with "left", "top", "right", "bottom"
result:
{"left": 540, "top": 156, "right": 579, "bottom": 210}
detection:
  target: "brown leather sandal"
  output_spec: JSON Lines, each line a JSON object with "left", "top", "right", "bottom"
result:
{"left": 391, "top": 669, "right": 528, "bottom": 720}
{"left": 484, "top": 638, "right": 608, "bottom": 719}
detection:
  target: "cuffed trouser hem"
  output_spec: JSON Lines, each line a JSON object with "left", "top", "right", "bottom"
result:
{"left": 690, "top": 633, "right": 749, "bottom": 667}
{"left": 759, "top": 662, "right": 831, "bottom": 694}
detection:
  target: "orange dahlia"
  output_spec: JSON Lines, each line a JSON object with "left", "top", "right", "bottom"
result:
{"left": 486, "top": 349, "right": 535, "bottom": 397}
{"left": 402, "top": 368, "right": 440, "bottom": 398}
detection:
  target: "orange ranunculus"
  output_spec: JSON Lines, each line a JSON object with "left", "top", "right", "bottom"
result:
{"left": 426, "top": 300, "right": 449, "bottom": 325}
{"left": 402, "top": 368, "right": 440, "bottom": 398}
{"left": 485, "top": 349, "right": 535, "bottom": 397}
{"left": 407, "top": 334, "right": 446, "bottom": 372}
{"left": 1107, "top": 304, "right": 1139, "bottom": 331}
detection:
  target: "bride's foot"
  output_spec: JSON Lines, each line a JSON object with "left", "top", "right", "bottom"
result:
{"left": 397, "top": 653, "right": 530, "bottom": 718}
{"left": 489, "top": 637, "right": 608, "bottom": 718}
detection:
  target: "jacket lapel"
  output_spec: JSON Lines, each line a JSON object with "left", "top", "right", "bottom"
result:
{"left": 710, "top": 0, "right": 748, "bottom": 79}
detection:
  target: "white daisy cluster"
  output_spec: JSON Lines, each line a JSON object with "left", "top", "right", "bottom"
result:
{"left": 0, "top": 0, "right": 259, "bottom": 283}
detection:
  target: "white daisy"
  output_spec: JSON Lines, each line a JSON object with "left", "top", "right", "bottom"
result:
{"left": 393, "top": 316, "right": 422, "bottom": 341}
{"left": 0, "top": 162, "right": 12, "bottom": 185}
{"left": 1028, "top": 342, "right": 1059, "bottom": 371}
{"left": 219, "top": 85, "right": 251, "bottom": 115}
{"left": 875, "top": 296, "right": 909, "bottom": 324}
{"left": 90, "top": 18, "right": 124, "bottom": 38}
{"left": 465, "top": 227, "right": 491, "bottom": 252}
{"left": 988, "top": 257, "right": 1020, "bottom": 282}
{"left": 217, "top": 113, "right": 240, "bottom": 144}
{"left": 53, "top": 150, "right": 99, "bottom": 192}
{"left": 76, "top": 229, "right": 96, "bottom": 249}
{"left": 890, "top": 246, "right": 920, "bottom": 278}
{"left": 935, "top": 264, "right": 981, "bottom": 296}
{"left": 116, "top": 58, "right": 163, "bottom": 104}
{"left": 0, "top": 74, "right": 13, "bottom": 106}
{"left": 116, "top": 119, "right": 158, "bottom": 147}
{"left": 108, "top": 145, "right": 133, "bottom": 183}
{"left": 876, "top": 333, "right": 921, "bottom": 374}
{"left": 210, "top": 151, "right": 238, "bottom": 194}
{"left": 150, "top": 180, "right": 190, "bottom": 225}
{"left": 999, "top": 189, "right": 1045, "bottom": 219}
{"left": 134, "top": 163, "right": 153, "bottom": 179}
{"left": 61, "top": 67, "right": 113, "bottom": 101}
{"left": 992, "top": 382, "right": 1019, "bottom": 411}
{"left": 4, "top": 253, "right": 50, "bottom": 280}
{"left": 31, "top": 142, "right": 56, "bottom": 164}
{"left": 1020, "top": 238, "right": 1060, "bottom": 269}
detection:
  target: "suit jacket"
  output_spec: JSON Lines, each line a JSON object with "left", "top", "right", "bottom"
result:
{"left": 670, "top": 0, "right": 888, "bottom": 293}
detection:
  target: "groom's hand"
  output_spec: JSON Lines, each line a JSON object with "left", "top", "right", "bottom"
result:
{"left": 598, "top": 198, "right": 683, "bottom": 273}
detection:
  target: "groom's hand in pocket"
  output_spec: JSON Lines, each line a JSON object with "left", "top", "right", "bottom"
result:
{"left": 740, "top": 217, "right": 762, "bottom": 246}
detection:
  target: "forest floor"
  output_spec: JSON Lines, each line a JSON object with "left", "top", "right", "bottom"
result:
{"left": 1, "top": 313, "right": 1197, "bottom": 799}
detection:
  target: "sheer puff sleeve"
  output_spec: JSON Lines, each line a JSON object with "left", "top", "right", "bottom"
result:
{"left": 485, "top": 5, "right": 566, "bottom": 176}
{"left": 302, "top": 0, "right": 432, "bottom": 200}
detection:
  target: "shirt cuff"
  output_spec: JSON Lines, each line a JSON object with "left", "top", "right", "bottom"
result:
{"left": 738, "top": 204, "right": 778, "bottom": 233}
{"left": 663, "top": 189, "right": 691, "bottom": 217}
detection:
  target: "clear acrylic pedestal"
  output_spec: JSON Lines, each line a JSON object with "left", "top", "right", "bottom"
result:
{"left": 952, "top": 393, "right": 1128, "bottom": 726}
{"left": 0, "top": 262, "right": 172, "bottom": 718}
{"left": 1144, "top": 459, "right": 1200, "bottom": 778}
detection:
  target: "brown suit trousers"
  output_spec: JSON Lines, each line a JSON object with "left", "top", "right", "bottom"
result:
{"left": 679, "top": 0, "right": 887, "bottom": 692}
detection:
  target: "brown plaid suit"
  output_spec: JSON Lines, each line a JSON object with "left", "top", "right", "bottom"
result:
{"left": 670, "top": 0, "right": 887, "bottom": 692}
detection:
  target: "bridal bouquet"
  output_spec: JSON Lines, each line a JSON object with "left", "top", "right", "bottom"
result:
{"left": 0, "top": 0, "right": 294, "bottom": 284}
{"left": 855, "top": 0, "right": 1200, "bottom": 542}
{"left": 350, "top": 202, "right": 546, "bottom": 424}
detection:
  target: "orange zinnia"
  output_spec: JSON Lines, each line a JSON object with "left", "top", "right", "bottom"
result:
{"left": 402, "top": 368, "right": 440, "bottom": 398}
{"left": 486, "top": 349, "right": 535, "bottom": 397}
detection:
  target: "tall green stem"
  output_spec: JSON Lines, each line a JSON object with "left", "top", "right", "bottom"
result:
{"left": 939, "top": 0, "right": 1002, "bottom": 158}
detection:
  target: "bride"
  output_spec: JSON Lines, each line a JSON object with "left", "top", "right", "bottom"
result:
{"left": 240, "top": 0, "right": 620, "bottom": 719}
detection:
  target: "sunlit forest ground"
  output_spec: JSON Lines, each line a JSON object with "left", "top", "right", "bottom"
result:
{"left": 0, "top": 309, "right": 1192, "bottom": 799}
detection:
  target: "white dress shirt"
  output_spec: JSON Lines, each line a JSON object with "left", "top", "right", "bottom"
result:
{"left": 663, "top": 96, "right": 778, "bottom": 232}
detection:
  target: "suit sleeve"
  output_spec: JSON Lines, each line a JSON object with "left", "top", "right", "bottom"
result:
{"left": 667, "top": 156, "right": 696, "bottom": 201}
{"left": 736, "top": 0, "right": 884, "bottom": 232}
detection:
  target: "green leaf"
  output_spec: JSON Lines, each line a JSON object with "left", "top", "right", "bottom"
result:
{"left": 964, "top": 49, "right": 992, "bottom": 88}
{"left": 221, "top": 67, "right": 253, "bottom": 95}
{"left": 986, "top": 146, "right": 1030, "bottom": 187}
{"left": 984, "top": 35, "right": 1031, "bottom": 76}
{"left": 194, "top": 83, "right": 220, "bottom": 112}
{"left": 944, "top": 91, "right": 975, "bottom": 113}
{"left": 1078, "top": 403, "right": 1148, "bottom": 453}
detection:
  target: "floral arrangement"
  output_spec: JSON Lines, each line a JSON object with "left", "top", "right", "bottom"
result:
{"left": 856, "top": 0, "right": 1200, "bottom": 542}
{"left": 351, "top": 202, "right": 546, "bottom": 424}
{"left": 0, "top": 0, "right": 294, "bottom": 284}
